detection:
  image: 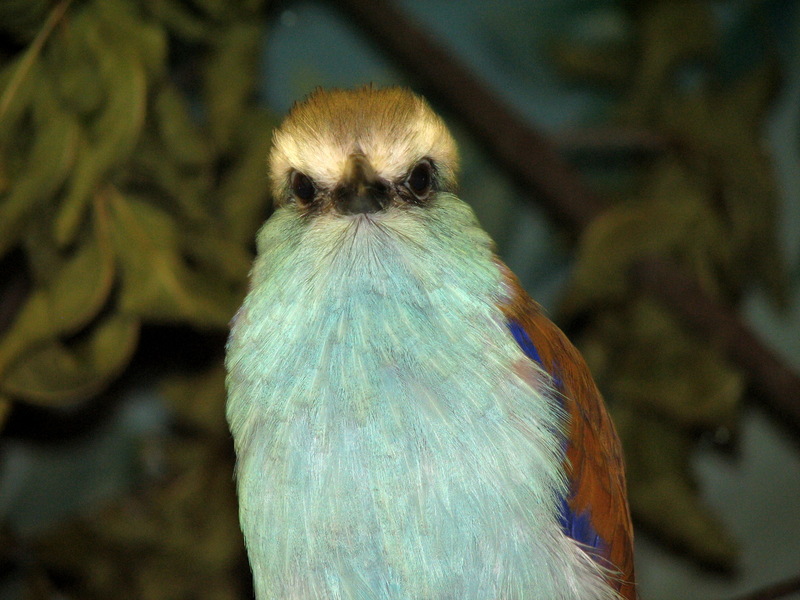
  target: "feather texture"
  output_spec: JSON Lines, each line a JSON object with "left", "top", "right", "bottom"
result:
{"left": 497, "top": 263, "right": 637, "bottom": 599}
{"left": 227, "top": 194, "right": 624, "bottom": 599}
{"left": 226, "top": 86, "right": 635, "bottom": 600}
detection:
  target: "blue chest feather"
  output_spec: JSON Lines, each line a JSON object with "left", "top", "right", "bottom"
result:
{"left": 226, "top": 198, "right": 617, "bottom": 599}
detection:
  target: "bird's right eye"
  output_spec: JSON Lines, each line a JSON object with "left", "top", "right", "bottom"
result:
{"left": 291, "top": 172, "right": 316, "bottom": 204}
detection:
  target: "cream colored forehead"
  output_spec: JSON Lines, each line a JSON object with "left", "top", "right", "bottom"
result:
{"left": 269, "top": 92, "right": 457, "bottom": 190}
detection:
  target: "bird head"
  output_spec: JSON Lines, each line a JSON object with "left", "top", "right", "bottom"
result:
{"left": 268, "top": 86, "right": 459, "bottom": 219}
{"left": 249, "top": 86, "right": 493, "bottom": 301}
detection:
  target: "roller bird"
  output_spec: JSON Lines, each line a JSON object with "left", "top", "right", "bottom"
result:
{"left": 225, "top": 86, "right": 636, "bottom": 600}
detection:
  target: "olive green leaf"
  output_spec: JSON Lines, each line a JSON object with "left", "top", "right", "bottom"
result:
{"left": 0, "top": 198, "right": 116, "bottom": 384}
{"left": 564, "top": 159, "right": 728, "bottom": 312}
{"left": 108, "top": 190, "right": 242, "bottom": 328}
{"left": 154, "top": 84, "right": 213, "bottom": 171}
{"left": 0, "top": 56, "right": 40, "bottom": 144}
{"left": 144, "top": 0, "right": 212, "bottom": 42}
{"left": 53, "top": 14, "right": 148, "bottom": 247}
{"left": 607, "top": 299, "right": 742, "bottom": 430}
{"left": 0, "top": 0, "right": 52, "bottom": 44}
{"left": 95, "top": 0, "right": 168, "bottom": 80}
{"left": 625, "top": 0, "right": 716, "bottom": 124}
{"left": 44, "top": 12, "right": 105, "bottom": 117}
{"left": 1, "top": 312, "right": 140, "bottom": 405}
{"left": 660, "top": 64, "right": 788, "bottom": 305}
{"left": 217, "top": 110, "right": 275, "bottom": 244}
{"left": 0, "top": 74, "right": 80, "bottom": 257}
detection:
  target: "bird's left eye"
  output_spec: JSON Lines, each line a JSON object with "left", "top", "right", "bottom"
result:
{"left": 406, "top": 160, "right": 433, "bottom": 199}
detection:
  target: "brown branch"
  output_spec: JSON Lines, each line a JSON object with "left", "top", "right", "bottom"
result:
{"left": 330, "top": 0, "right": 800, "bottom": 432}
{"left": 722, "top": 574, "right": 800, "bottom": 600}
{"left": 555, "top": 127, "right": 671, "bottom": 157}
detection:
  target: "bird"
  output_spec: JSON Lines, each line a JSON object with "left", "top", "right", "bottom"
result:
{"left": 225, "top": 86, "right": 636, "bottom": 600}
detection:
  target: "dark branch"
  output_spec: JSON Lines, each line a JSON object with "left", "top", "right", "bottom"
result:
{"left": 722, "top": 574, "right": 800, "bottom": 600}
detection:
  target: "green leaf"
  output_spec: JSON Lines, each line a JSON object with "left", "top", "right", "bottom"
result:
{"left": 54, "top": 13, "right": 148, "bottom": 246}
{"left": 1, "top": 311, "right": 139, "bottom": 405}
{"left": 564, "top": 159, "right": 731, "bottom": 315}
{"left": 109, "top": 190, "right": 241, "bottom": 328}
{"left": 0, "top": 75, "right": 80, "bottom": 258}
{"left": 95, "top": 0, "right": 167, "bottom": 79}
{"left": 154, "top": 83, "right": 213, "bottom": 170}
{"left": 625, "top": 1, "right": 715, "bottom": 124}
{"left": 0, "top": 0, "right": 52, "bottom": 44}
{"left": 0, "top": 55, "right": 40, "bottom": 145}
{"left": 610, "top": 299, "right": 742, "bottom": 429}
{"left": 0, "top": 200, "right": 116, "bottom": 382}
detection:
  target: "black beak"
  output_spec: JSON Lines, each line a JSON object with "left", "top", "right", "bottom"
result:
{"left": 334, "top": 154, "right": 391, "bottom": 215}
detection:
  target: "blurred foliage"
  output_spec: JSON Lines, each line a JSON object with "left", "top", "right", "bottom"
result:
{"left": 554, "top": 0, "right": 788, "bottom": 571}
{"left": 24, "top": 435, "right": 243, "bottom": 600}
{"left": 0, "top": 0, "right": 273, "bottom": 596}
{"left": 0, "top": 0, "right": 793, "bottom": 595}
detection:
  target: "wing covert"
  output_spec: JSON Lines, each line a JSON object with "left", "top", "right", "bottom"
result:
{"left": 497, "top": 261, "right": 637, "bottom": 599}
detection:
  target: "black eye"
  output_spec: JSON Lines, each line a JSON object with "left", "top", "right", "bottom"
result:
{"left": 406, "top": 160, "right": 433, "bottom": 199}
{"left": 291, "top": 171, "right": 316, "bottom": 203}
